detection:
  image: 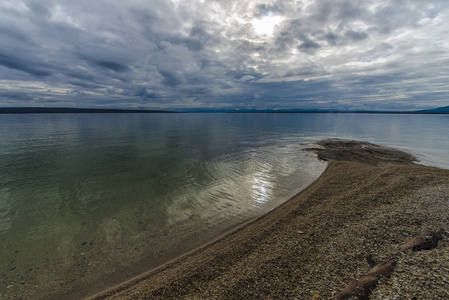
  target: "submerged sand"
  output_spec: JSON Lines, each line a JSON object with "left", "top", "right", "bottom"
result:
{"left": 90, "top": 139, "right": 449, "bottom": 299}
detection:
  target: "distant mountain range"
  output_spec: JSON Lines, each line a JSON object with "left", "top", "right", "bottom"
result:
{"left": 0, "top": 106, "right": 448, "bottom": 114}
{"left": 0, "top": 107, "right": 176, "bottom": 114}
{"left": 416, "top": 106, "right": 449, "bottom": 114}
{"left": 227, "top": 106, "right": 449, "bottom": 114}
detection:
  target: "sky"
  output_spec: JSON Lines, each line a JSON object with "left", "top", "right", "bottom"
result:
{"left": 0, "top": 0, "right": 448, "bottom": 111}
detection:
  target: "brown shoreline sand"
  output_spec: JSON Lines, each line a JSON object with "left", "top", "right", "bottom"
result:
{"left": 89, "top": 140, "right": 449, "bottom": 299}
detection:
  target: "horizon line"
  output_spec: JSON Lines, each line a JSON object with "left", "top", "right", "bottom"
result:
{"left": 0, "top": 106, "right": 448, "bottom": 114}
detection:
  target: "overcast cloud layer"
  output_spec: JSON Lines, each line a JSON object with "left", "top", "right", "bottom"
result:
{"left": 0, "top": 0, "right": 448, "bottom": 111}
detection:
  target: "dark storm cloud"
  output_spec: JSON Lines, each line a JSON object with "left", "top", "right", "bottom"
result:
{"left": 298, "top": 39, "right": 321, "bottom": 53}
{"left": 0, "top": 53, "right": 52, "bottom": 77}
{"left": 159, "top": 70, "right": 183, "bottom": 87}
{"left": 0, "top": 90, "right": 33, "bottom": 101}
{"left": 67, "top": 80, "right": 103, "bottom": 89}
{"left": 94, "top": 61, "right": 131, "bottom": 73}
{"left": 321, "top": 32, "right": 340, "bottom": 46}
{"left": 344, "top": 30, "right": 368, "bottom": 41}
{"left": 0, "top": 0, "right": 448, "bottom": 110}
{"left": 0, "top": 25, "right": 34, "bottom": 44}
{"left": 130, "top": 87, "right": 161, "bottom": 101}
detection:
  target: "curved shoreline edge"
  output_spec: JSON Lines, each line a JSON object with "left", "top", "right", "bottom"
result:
{"left": 88, "top": 139, "right": 449, "bottom": 299}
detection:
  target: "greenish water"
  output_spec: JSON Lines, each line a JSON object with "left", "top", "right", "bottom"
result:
{"left": 0, "top": 113, "right": 448, "bottom": 299}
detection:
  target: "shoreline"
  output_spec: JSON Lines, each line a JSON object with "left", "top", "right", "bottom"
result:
{"left": 89, "top": 140, "right": 449, "bottom": 299}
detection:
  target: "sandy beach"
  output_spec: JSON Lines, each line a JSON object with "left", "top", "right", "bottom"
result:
{"left": 89, "top": 140, "right": 449, "bottom": 299}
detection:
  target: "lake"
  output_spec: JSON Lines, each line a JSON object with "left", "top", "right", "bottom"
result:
{"left": 1, "top": 113, "right": 448, "bottom": 299}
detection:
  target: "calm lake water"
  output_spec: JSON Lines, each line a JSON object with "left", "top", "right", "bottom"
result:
{"left": 1, "top": 113, "right": 448, "bottom": 299}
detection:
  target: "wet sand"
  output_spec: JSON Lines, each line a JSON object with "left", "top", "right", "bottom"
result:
{"left": 90, "top": 140, "right": 449, "bottom": 299}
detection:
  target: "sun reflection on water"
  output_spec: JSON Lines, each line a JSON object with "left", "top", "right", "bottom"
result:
{"left": 251, "top": 163, "right": 274, "bottom": 206}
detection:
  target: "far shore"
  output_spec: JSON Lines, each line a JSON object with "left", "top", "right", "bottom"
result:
{"left": 88, "top": 139, "right": 449, "bottom": 299}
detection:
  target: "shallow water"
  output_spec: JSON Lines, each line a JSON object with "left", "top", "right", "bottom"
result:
{"left": 0, "top": 113, "right": 448, "bottom": 299}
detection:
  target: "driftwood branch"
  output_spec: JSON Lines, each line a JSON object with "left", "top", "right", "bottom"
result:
{"left": 398, "top": 231, "right": 442, "bottom": 253}
{"left": 332, "top": 231, "right": 444, "bottom": 300}
{"left": 332, "top": 260, "right": 395, "bottom": 300}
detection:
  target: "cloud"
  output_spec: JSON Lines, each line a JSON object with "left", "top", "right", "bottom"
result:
{"left": 0, "top": 90, "right": 33, "bottom": 101}
{"left": 131, "top": 86, "right": 160, "bottom": 101}
{"left": 0, "top": 53, "right": 52, "bottom": 77}
{"left": 344, "top": 30, "right": 368, "bottom": 41}
{"left": 298, "top": 39, "right": 321, "bottom": 53}
{"left": 0, "top": 0, "right": 448, "bottom": 110}
{"left": 94, "top": 61, "right": 130, "bottom": 73}
{"left": 159, "top": 70, "right": 183, "bottom": 87}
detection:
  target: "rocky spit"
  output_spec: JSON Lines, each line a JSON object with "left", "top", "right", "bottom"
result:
{"left": 87, "top": 140, "right": 449, "bottom": 300}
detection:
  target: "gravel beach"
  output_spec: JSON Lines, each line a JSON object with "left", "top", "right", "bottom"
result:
{"left": 90, "top": 140, "right": 449, "bottom": 299}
